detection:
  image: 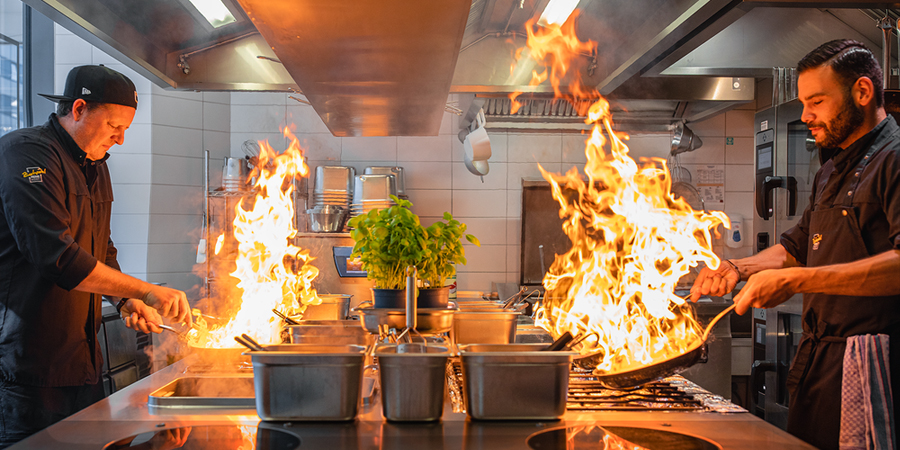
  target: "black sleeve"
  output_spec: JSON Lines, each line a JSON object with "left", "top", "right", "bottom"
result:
{"left": 780, "top": 177, "right": 817, "bottom": 266}
{"left": 0, "top": 139, "right": 97, "bottom": 289}
{"left": 879, "top": 151, "right": 900, "bottom": 250}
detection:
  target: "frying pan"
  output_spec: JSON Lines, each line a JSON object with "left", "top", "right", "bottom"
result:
{"left": 574, "top": 304, "right": 735, "bottom": 389}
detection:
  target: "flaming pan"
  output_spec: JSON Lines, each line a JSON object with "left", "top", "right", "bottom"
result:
{"left": 576, "top": 304, "right": 735, "bottom": 389}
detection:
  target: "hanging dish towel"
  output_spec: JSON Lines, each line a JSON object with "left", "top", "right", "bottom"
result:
{"left": 840, "top": 334, "right": 896, "bottom": 450}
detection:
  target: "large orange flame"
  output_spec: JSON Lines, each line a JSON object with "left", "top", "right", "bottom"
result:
{"left": 189, "top": 128, "right": 321, "bottom": 348}
{"left": 515, "top": 13, "right": 729, "bottom": 373}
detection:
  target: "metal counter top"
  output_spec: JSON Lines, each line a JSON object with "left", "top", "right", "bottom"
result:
{"left": 9, "top": 357, "right": 816, "bottom": 450}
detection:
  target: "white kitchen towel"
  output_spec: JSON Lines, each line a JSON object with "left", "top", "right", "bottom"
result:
{"left": 840, "top": 334, "right": 896, "bottom": 450}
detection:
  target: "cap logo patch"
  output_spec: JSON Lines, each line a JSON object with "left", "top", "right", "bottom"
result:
{"left": 82, "top": 87, "right": 91, "bottom": 95}
{"left": 22, "top": 167, "right": 46, "bottom": 183}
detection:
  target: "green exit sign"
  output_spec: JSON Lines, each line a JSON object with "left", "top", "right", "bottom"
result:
{"left": 726, "top": 137, "right": 734, "bottom": 145}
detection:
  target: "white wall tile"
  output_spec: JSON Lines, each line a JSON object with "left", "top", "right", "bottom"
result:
{"left": 678, "top": 137, "right": 725, "bottom": 165}
{"left": 406, "top": 189, "right": 451, "bottom": 217}
{"left": 152, "top": 155, "right": 203, "bottom": 187}
{"left": 726, "top": 137, "right": 755, "bottom": 165}
{"left": 231, "top": 104, "right": 287, "bottom": 134}
{"left": 203, "top": 130, "right": 230, "bottom": 156}
{"left": 110, "top": 214, "right": 149, "bottom": 245}
{"left": 231, "top": 92, "right": 288, "bottom": 106}
{"left": 285, "top": 104, "right": 331, "bottom": 134}
{"left": 55, "top": 33, "right": 92, "bottom": 64}
{"left": 111, "top": 184, "right": 151, "bottom": 214}
{"left": 202, "top": 102, "right": 230, "bottom": 132}
{"left": 151, "top": 95, "right": 203, "bottom": 129}
{"left": 203, "top": 92, "right": 231, "bottom": 104}
{"left": 507, "top": 133, "right": 562, "bottom": 163}
{"left": 452, "top": 162, "right": 506, "bottom": 190}
{"left": 562, "top": 134, "right": 589, "bottom": 164}
{"left": 456, "top": 217, "right": 508, "bottom": 246}
{"left": 507, "top": 218, "right": 521, "bottom": 246}
{"left": 725, "top": 164, "right": 754, "bottom": 192}
{"left": 149, "top": 185, "right": 203, "bottom": 215}
{"left": 295, "top": 133, "right": 342, "bottom": 161}
{"left": 91, "top": 47, "right": 122, "bottom": 66}
{"left": 689, "top": 114, "right": 726, "bottom": 138}
{"left": 54, "top": 63, "right": 78, "bottom": 94}
{"left": 725, "top": 110, "right": 756, "bottom": 138}
{"left": 452, "top": 190, "right": 506, "bottom": 217}
{"left": 458, "top": 244, "right": 506, "bottom": 273}
{"left": 456, "top": 271, "right": 505, "bottom": 292}
{"left": 342, "top": 137, "right": 398, "bottom": 162}
{"left": 230, "top": 132, "right": 285, "bottom": 158}
{"left": 146, "top": 272, "right": 203, "bottom": 294}
{"left": 397, "top": 136, "right": 453, "bottom": 162}
{"left": 625, "top": 134, "right": 670, "bottom": 160}
{"left": 115, "top": 124, "right": 152, "bottom": 154}
{"left": 152, "top": 124, "right": 204, "bottom": 157}
{"left": 102, "top": 63, "right": 152, "bottom": 96}
{"left": 146, "top": 243, "right": 199, "bottom": 273}
{"left": 507, "top": 189, "right": 522, "bottom": 218}
{"left": 148, "top": 214, "right": 203, "bottom": 245}
{"left": 108, "top": 154, "right": 151, "bottom": 185}
{"left": 507, "top": 162, "right": 559, "bottom": 190}
{"left": 114, "top": 243, "right": 148, "bottom": 274}
{"left": 507, "top": 244, "right": 521, "bottom": 273}
{"left": 404, "top": 161, "right": 452, "bottom": 190}
{"left": 724, "top": 192, "right": 754, "bottom": 218}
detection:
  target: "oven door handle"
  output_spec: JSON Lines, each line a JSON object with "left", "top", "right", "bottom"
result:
{"left": 761, "top": 176, "right": 798, "bottom": 218}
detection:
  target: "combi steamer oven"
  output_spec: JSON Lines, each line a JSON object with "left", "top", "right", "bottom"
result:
{"left": 751, "top": 96, "right": 818, "bottom": 429}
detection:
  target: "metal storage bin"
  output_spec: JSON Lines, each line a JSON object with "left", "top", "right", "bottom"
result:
{"left": 375, "top": 345, "right": 449, "bottom": 422}
{"left": 451, "top": 311, "right": 519, "bottom": 345}
{"left": 459, "top": 344, "right": 575, "bottom": 420}
{"left": 250, "top": 344, "right": 366, "bottom": 421}
{"left": 291, "top": 294, "right": 352, "bottom": 320}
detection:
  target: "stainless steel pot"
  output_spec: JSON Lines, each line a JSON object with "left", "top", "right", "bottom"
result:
{"left": 353, "top": 303, "right": 456, "bottom": 335}
{"left": 290, "top": 294, "right": 352, "bottom": 321}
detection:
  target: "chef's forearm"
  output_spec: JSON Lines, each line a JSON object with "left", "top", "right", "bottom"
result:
{"left": 791, "top": 249, "right": 900, "bottom": 296}
{"left": 73, "top": 261, "right": 152, "bottom": 300}
{"left": 730, "top": 244, "right": 800, "bottom": 281}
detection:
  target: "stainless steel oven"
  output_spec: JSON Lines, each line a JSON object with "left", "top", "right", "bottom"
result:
{"left": 751, "top": 97, "right": 819, "bottom": 429}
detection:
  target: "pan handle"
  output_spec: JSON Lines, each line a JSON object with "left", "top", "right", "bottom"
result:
{"left": 701, "top": 304, "right": 736, "bottom": 341}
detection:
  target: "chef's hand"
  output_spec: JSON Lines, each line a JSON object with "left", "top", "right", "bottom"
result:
{"left": 142, "top": 285, "right": 192, "bottom": 326}
{"left": 120, "top": 299, "right": 164, "bottom": 334}
{"left": 690, "top": 260, "right": 740, "bottom": 302}
{"left": 732, "top": 269, "right": 797, "bottom": 315}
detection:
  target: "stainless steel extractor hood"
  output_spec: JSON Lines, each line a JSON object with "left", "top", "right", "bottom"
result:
{"left": 22, "top": 0, "right": 900, "bottom": 136}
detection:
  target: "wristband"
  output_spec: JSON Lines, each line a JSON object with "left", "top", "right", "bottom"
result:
{"left": 115, "top": 298, "right": 128, "bottom": 316}
{"left": 722, "top": 259, "right": 740, "bottom": 278}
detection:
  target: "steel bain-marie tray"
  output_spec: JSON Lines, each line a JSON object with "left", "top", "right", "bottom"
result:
{"left": 148, "top": 376, "right": 255, "bottom": 409}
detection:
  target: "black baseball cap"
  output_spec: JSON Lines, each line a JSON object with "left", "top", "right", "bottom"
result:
{"left": 39, "top": 65, "right": 138, "bottom": 109}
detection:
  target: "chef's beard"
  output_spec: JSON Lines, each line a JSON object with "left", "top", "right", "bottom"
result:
{"left": 808, "top": 91, "right": 865, "bottom": 149}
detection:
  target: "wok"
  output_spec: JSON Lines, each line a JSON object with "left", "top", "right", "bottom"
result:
{"left": 575, "top": 304, "right": 735, "bottom": 389}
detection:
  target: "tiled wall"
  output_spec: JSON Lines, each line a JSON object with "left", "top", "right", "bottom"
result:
{"left": 230, "top": 94, "right": 758, "bottom": 293}
{"left": 54, "top": 25, "right": 230, "bottom": 294}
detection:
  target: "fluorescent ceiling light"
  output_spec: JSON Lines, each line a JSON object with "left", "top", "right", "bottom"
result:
{"left": 188, "top": 0, "right": 236, "bottom": 28}
{"left": 537, "top": 0, "right": 580, "bottom": 27}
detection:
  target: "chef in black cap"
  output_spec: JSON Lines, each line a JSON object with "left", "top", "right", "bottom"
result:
{"left": 0, "top": 65, "right": 191, "bottom": 449}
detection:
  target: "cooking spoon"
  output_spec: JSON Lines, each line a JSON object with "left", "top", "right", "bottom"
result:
{"left": 234, "top": 336, "right": 264, "bottom": 352}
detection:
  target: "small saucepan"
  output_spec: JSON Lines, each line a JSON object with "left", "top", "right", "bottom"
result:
{"left": 573, "top": 304, "right": 735, "bottom": 389}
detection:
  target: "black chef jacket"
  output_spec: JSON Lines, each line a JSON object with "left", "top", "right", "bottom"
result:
{"left": 0, "top": 114, "right": 119, "bottom": 387}
{"left": 780, "top": 116, "right": 900, "bottom": 449}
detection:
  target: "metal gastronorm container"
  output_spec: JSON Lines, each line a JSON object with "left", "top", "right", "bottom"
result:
{"left": 451, "top": 311, "right": 520, "bottom": 345}
{"left": 287, "top": 320, "right": 374, "bottom": 346}
{"left": 250, "top": 344, "right": 366, "bottom": 421}
{"left": 459, "top": 344, "right": 576, "bottom": 420}
{"left": 375, "top": 344, "right": 449, "bottom": 422}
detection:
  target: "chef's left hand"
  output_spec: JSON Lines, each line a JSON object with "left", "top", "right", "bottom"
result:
{"left": 733, "top": 268, "right": 797, "bottom": 315}
{"left": 120, "top": 299, "right": 164, "bottom": 334}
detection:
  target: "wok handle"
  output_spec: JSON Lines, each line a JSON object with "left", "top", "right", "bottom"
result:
{"left": 702, "top": 304, "right": 736, "bottom": 341}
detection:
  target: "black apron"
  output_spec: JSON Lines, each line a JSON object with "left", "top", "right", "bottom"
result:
{"left": 786, "top": 143, "right": 900, "bottom": 450}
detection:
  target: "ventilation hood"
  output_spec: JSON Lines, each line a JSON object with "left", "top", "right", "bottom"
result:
{"left": 23, "top": 0, "right": 900, "bottom": 136}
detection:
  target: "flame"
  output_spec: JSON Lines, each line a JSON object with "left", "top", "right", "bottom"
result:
{"left": 237, "top": 425, "right": 257, "bottom": 450}
{"left": 188, "top": 128, "right": 321, "bottom": 348}
{"left": 509, "top": 12, "right": 595, "bottom": 114}
{"left": 514, "top": 13, "right": 729, "bottom": 374}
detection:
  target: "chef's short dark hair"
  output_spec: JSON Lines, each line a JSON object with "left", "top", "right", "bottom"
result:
{"left": 798, "top": 39, "right": 884, "bottom": 108}
{"left": 56, "top": 100, "right": 102, "bottom": 117}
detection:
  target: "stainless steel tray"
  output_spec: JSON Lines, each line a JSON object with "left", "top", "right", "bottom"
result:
{"left": 451, "top": 311, "right": 520, "bottom": 345}
{"left": 287, "top": 320, "right": 374, "bottom": 346}
{"left": 375, "top": 345, "right": 450, "bottom": 422}
{"left": 249, "top": 344, "right": 366, "bottom": 421}
{"left": 460, "top": 344, "right": 576, "bottom": 420}
{"left": 148, "top": 376, "right": 255, "bottom": 408}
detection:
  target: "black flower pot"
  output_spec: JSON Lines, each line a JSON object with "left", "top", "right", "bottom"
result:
{"left": 372, "top": 288, "right": 407, "bottom": 308}
{"left": 417, "top": 287, "right": 450, "bottom": 308}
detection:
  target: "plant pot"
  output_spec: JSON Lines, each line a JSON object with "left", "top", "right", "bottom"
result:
{"left": 372, "top": 288, "right": 407, "bottom": 308}
{"left": 417, "top": 287, "right": 450, "bottom": 308}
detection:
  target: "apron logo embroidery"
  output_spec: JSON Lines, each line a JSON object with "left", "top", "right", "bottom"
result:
{"left": 812, "top": 233, "right": 823, "bottom": 251}
{"left": 21, "top": 167, "right": 46, "bottom": 183}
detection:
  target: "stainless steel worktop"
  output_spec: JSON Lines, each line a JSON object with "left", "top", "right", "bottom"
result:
{"left": 9, "top": 356, "right": 816, "bottom": 450}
